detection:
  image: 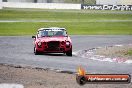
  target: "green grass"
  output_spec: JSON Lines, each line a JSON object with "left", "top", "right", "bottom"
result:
{"left": 0, "top": 8, "right": 132, "bottom": 35}
{"left": 1, "top": 8, "right": 132, "bottom": 21}
{"left": 0, "top": 22, "right": 132, "bottom": 35}
{"left": 126, "top": 50, "right": 132, "bottom": 55}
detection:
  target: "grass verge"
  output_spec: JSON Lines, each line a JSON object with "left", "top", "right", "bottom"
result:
{"left": 0, "top": 22, "right": 132, "bottom": 35}
{"left": 126, "top": 50, "right": 132, "bottom": 55}
{"left": 0, "top": 8, "right": 132, "bottom": 35}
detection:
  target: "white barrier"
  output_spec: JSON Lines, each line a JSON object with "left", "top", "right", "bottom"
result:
{"left": 2, "top": 2, "right": 81, "bottom": 9}
{"left": 0, "top": 0, "right": 2, "bottom": 9}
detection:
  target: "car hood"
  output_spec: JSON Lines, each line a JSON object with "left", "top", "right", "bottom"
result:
{"left": 38, "top": 36, "right": 69, "bottom": 42}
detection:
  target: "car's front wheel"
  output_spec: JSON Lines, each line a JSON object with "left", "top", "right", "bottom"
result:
{"left": 34, "top": 46, "right": 40, "bottom": 55}
{"left": 66, "top": 49, "right": 72, "bottom": 56}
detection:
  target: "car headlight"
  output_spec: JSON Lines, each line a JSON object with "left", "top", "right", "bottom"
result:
{"left": 38, "top": 41, "right": 42, "bottom": 46}
{"left": 66, "top": 41, "right": 70, "bottom": 46}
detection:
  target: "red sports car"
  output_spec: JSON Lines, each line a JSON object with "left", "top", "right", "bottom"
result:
{"left": 32, "top": 27, "right": 72, "bottom": 56}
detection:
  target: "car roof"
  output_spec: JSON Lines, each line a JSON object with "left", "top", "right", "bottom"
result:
{"left": 38, "top": 27, "right": 66, "bottom": 31}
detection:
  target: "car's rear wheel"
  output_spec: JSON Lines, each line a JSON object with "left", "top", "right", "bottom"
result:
{"left": 66, "top": 49, "right": 72, "bottom": 56}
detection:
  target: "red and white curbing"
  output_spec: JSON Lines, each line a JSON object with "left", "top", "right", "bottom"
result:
{"left": 73, "top": 44, "right": 132, "bottom": 64}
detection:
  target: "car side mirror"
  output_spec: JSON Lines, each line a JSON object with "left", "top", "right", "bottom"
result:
{"left": 32, "top": 36, "right": 36, "bottom": 38}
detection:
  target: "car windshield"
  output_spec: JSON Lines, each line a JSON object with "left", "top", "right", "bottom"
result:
{"left": 38, "top": 29, "right": 67, "bottom": 37}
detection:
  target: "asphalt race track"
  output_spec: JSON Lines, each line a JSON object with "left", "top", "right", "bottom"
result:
{"left": 0, "top": 35, "right": 132, "bottom": 75}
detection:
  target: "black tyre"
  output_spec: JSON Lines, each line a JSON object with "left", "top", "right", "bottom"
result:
{"left": 66, "top": 49, "right": 72, "bottom": 56}
{"left": 34, "top": 46, "right": 40, "bottom": 55}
